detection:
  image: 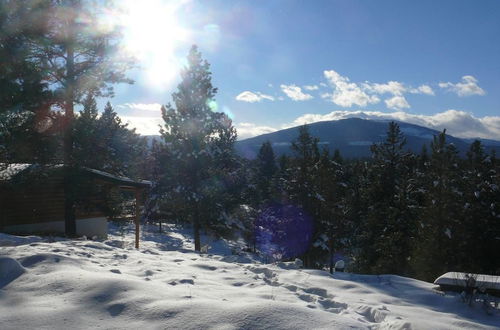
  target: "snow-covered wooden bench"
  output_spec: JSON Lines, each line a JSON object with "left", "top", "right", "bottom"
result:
{"left": 434, "top": 272, "right": 500, "bottom": 297}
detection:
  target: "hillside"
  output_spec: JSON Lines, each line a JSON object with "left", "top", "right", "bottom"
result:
{"left": 1, "top": 223, "right": 498, "bottom": 330}
{"left": 234, "top": 118, "right": 500, "bottom": 159}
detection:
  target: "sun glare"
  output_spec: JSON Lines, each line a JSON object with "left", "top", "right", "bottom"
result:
{"left": 119, "top": 0, "right": 189, "bottom": 89}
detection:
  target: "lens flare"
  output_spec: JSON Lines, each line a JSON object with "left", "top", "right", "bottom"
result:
{"left": 207, "top": 99, "right": 218, "bottom": 112}
{"left": 222, "top": 106, "right": 234, "bottom": 119}
{"left": 255, "top": 204, "right": 314, "bottom": 260}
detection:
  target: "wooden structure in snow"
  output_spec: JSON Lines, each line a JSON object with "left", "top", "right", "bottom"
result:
{"left": 0, "top": 164, "right": 150, "bottom": 247}
{"left": 434, "top": 272, "right": 500, "bottom": 297}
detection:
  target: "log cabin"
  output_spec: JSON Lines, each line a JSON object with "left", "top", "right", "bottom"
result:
{"left": 0, "top": 163, "right": 150, "bottom": 243}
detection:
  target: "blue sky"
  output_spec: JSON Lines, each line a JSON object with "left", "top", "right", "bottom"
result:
{"left": 108, "top": 0, "right": 500, "bottom": 139}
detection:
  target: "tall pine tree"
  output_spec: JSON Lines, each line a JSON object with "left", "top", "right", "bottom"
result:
{"left": 160, "top": 45, "right": 237, "bottom": 251}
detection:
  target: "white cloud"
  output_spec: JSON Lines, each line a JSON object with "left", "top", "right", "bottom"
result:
{"left": 439, "top": 75, "right": 485, "bottom": 97}
{"left": 363, "top": 81, "right": 435, "bottom": 96}
{"left": 323, "top": 70, "right": 380, "bottom": 107}
{"left": 409, "top": 84, "right": 435, "bottom": 95}
{"left": 235, "top": 91, "right": 275, "bottom": 103}
{"left": 118, "top": 103, "right": 162, "bottom": 112}
{"left": 121, "top": 116, "right": 164, "bottom": 135}
{"left": 284, "top": 109, "right": 500, "bottom": 140}
{"left": 303, "top": 85, "right": 319, "bottom": 91}
{"left": 280, "top": 84, "right": 313, "bottom": 101}
{"left": 235, "top": 122, "right": 277, "bottom": 139}
{"left": 384, "top": 96, "right": 410, "bottom": 110}
{"left": 363, "top": 81, "right": 407, "bottom": 96}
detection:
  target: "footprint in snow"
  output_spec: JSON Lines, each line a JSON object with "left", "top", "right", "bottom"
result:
{"left": 303, "top": 287, "right": 329, "bottom": 298}
{"left": 246, "top": 266, "right": 275, "bottom": 278}
{"left": 107, "top": 303, "right": 126, "bottom": 317}
{"left": 193, "top": 264, "right": 217, "bottom": 271}
{"left": 298, "top": 294, "right": 316, "bottom": 303}
{"left": 109, "top": 269, "right": 121, "bottom": 274}
{"left": 318, "top": 299, "right": 348, "bottom": 311}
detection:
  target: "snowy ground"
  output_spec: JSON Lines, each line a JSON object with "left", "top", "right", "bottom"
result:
{"left": 1, "top": 223, "right": 498, "bottom": 330}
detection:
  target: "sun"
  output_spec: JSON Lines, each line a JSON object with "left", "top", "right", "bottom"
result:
{"left": 118, "top": 0, "right": 189, "bottom": 88}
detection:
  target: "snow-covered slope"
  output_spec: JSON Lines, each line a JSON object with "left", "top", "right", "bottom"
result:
{"left": 1, "top": 224, "right": 498, "bottom": 330}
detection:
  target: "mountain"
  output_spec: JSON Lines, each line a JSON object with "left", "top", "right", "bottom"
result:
{"left": 235, "top": 118, "right": 500, "bottom": 159}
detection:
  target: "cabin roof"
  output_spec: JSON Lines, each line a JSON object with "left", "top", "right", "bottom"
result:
{"left": 82, "top": 167, "right": 151, "bottom": 188}
{"left": 0, "top": 163, "right": 151, "bottom": 188}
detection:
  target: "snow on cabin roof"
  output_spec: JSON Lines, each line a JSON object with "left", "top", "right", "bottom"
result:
{"left": 0, "top": 163, "right": 31, "bottom": 180}
{"left": 83, "top": 167, "right": 151, "bottom": 188}
{"left": 0, "top": 163, "right": 151, "bottom": 188}
{"left": 434, "top": 272, "right": 500, "bottom": 291}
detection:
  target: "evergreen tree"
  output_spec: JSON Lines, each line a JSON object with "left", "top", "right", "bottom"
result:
{"left": 287, "top": 125, "right": 321, "bottom": 267}
{"left": 356, "top": 122, "right": 416, "bottom": 274}
{"left": 6, "top": 0, "right": 135, "bottom": 235}
{"left": 289, "top": 125, "right": 320, "bottom": 211}
{"left": 411, "top": 130, "right": 463, "bottom": 280}
{"left": 73, "top": 99, "right": 146, "bottom": 177}
{"left": 256, "top": 141, "right": 277, "bottom": 202}
{"left": 160, "top": 45, "right": 237, "bottom": 251}
{"left": 461, "top": 140, "right": 500, "bottom": 274}
{"left": 0, "top": 0, "right": 58, "bottom": 165}
{"left": 315, "top": 148, "right": 349, "bottom": 273}
{"left": 73, "top": 92, "right": 99, "bottom": 168}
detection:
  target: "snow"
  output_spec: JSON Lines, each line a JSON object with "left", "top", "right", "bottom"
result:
{"left": 84, "top": 167, "right": 152, "bottom": 187}
{"left": 0, "top": 163, "right": 31, "bottom": 180}
{"left": 1, "top": 223, "right": 498, "bottom": 329}
{"left": 434, "top": 272, "right": 500, "bottom": 292}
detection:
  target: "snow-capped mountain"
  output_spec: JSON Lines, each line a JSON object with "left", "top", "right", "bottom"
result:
{"left": 235, "top": 118, "right": 500, "bottom": 159}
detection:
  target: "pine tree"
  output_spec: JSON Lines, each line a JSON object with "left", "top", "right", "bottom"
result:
{"left": 256, "top": 141, "right": 277, "bottom": 202}
{"left": 73, "top": 92, "right": 99, "bottom": 168}
{"left": 289, "top": 125, "right": 320, "bottom": 210}
{"left": 316, "top": 148, "right": 349, "bottom": 273}
{"left": 8, "top": 0, "right": 135, "bottom": 235}
{"left": 411, "top": 130, "right": 463, "bottom": 280}
{"left": 160, "top": 45, "right": 237, "bottom": 251}
{"left": 461, "top": 140, "right": 500, "bottom": 274}
{"left": 286, "top": 125, "right": 321, "bottom": 267}
{"left": 356, "top": 122, "right": 416, "bottom": 274}
{"left": 0, "top": 0, "right": 57, "bottom": 165}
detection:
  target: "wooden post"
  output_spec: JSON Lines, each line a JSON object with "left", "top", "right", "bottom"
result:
{"left": 135, "top": 188, "right": 142, "bottom": 249}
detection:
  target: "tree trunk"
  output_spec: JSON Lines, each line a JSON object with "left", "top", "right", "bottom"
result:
{"left": 135, "top": 189, "right": 141, "bottom": 249}
{"left": 329, "top": 238, "right": 334, "bottom": 274}
{"left": 193, "top": 202, "right": 201, "bottom": 251}
{"left": 64, "top": 22, "right": 76, "bottom": 237}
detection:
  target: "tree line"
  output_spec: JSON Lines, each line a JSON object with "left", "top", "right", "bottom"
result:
{"left": 145, "top": 48, "right": 499, "bottom": 282}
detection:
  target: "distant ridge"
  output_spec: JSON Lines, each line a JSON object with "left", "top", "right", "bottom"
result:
{"left": 234, "top": 118, "right": 500, "bottom": 159}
